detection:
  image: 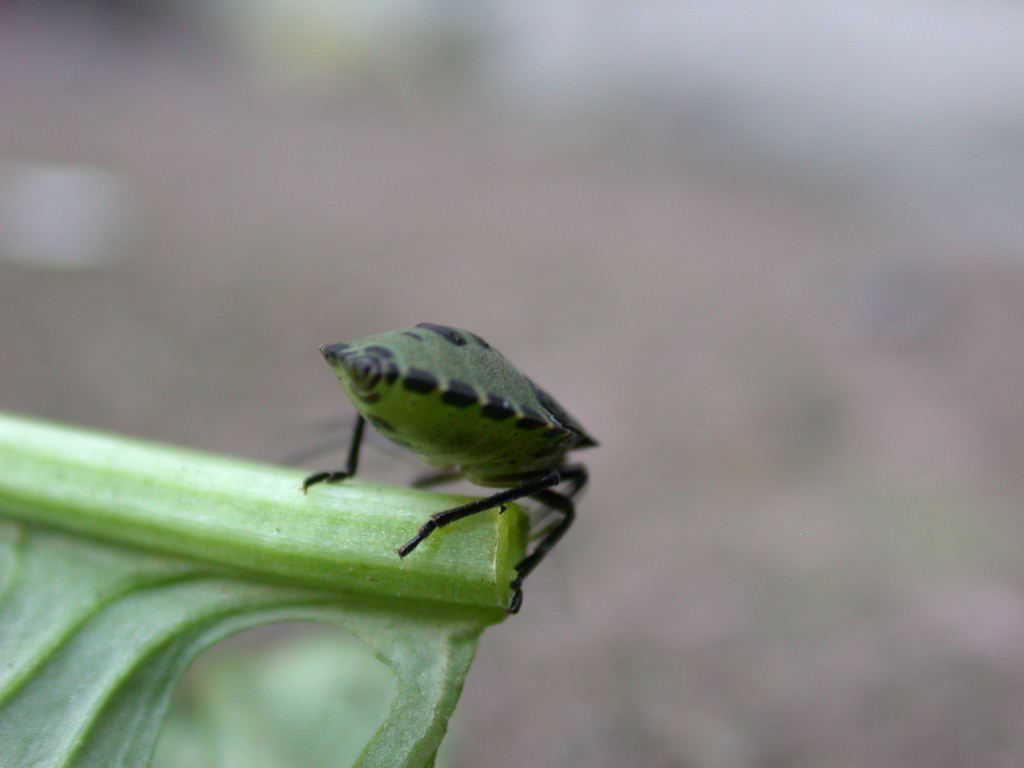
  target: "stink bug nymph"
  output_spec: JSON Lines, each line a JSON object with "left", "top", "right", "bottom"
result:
{"left": 303, "top": 322, "right": 597, "bottom": 614}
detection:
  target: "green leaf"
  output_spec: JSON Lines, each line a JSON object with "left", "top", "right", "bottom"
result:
{"left": 152, "top": 627, "right": 400, "bottom": 768}
{"left": 0, "top": 412, "right": 526, "bottom": 768}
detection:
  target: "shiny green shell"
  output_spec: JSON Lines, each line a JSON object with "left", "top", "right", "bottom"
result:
{"left": 319, "top": 323, "right": 597, "bottom": 487}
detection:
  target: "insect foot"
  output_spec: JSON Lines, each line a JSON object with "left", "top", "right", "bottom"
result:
{"left": 507, "top": 575, "right": 525, "bottom": 614}
{"left": 301, "top": 470, "right": 351, "bottom": 493}
{"left": 396, "top": 518, "right": 437, "bottom": 558}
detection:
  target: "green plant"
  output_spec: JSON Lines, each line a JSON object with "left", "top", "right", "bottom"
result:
{"left": 0, "top": 412, "right": 525, "bottom": 768}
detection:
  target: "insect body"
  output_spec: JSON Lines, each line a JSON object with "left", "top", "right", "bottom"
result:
{"left": 303, "top": 322, "right": 597, "bottom": 613}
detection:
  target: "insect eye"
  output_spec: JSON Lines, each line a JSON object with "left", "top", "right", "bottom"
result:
{"left": 345, "top": 355, "right": 382, "bottom": 392}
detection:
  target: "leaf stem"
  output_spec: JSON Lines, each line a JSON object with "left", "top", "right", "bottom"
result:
{"left": 0, "top": 412, "right": 526, "bottom": 612}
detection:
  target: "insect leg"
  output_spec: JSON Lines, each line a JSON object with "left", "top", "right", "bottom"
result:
{"left": 558, "top": 464, "right": 589, "bottom": 499}
{"left": 524, "top": 464, "right": 587, "bottom": 537}
{"left": 396, "top": 469, "right": 562, "bottom": 558}
{"left": 506, "top": 466, "right": 587, "bottom": 613}
{"left": 302, "top": 415, "right": 366, "bottom": 492}
{"left": 507, "top": 486, "right": 577, "bottom": 614}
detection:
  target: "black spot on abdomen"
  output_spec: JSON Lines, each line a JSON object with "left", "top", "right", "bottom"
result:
{"left": 441, "top": 379, "right": 479, "bottom": 407}
{"left": 402, "top": 367, "right": 439, "bottom": 394}
{"left": 416, "top": 322, "right": 467, "bottom": 346}
{"left": 481, "top": 393, "right": 515, "bottom": 420}
{"left": 515, "top": 407, "right": 548, "bottom": 430}
{"left": 469, "top": 333, "right": 491, "bottom": 349}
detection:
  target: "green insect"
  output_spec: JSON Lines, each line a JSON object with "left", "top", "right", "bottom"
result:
{"left": 303, "top": 322, "right": 597, "bottom": 614}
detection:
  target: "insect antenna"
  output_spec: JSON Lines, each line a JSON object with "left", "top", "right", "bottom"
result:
{"left": 281, "top": 413, "right": 425, "bottom": 468}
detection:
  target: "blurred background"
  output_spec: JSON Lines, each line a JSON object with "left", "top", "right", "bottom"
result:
{"left": 3, "top": 1, "right": 1023, "bottom": 766}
